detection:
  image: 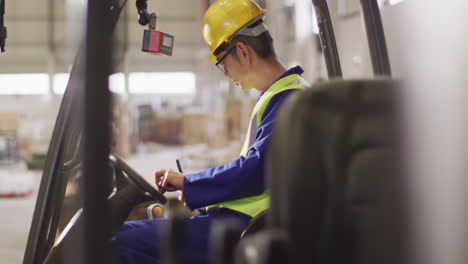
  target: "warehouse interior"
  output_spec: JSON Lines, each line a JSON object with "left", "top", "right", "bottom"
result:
{"left": 0, "top": 0, "right": 415, "bottom": 263}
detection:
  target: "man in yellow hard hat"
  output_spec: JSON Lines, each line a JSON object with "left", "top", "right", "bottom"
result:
{"left": 112, "top": 0, "right": 309, "bottom": 263}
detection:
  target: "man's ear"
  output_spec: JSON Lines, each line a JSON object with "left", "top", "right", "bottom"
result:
{"left": 236, "top": 42, "right": 251, "bottom": 64}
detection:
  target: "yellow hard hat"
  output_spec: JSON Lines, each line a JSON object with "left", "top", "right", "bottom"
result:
{"left": 202, "top": 0, "right": 266, "bottom": 63}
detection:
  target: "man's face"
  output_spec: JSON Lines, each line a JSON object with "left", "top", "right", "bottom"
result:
{"left": 215, "top": 44, "right": 251, "bottom": 90}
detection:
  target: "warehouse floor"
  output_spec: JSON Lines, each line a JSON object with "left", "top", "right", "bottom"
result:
{"left": 0, "top": 143, "right": 238, "bottom": 263}
{"left": 0, "top": 194, "right": 38, "bottom": 264}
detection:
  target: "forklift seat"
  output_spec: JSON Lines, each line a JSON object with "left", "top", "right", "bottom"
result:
{"left": 241, "top": 209, "right": 268, "bottom": 238}
{"left": 234, "top": 79, "right": 408, "bottom": 264}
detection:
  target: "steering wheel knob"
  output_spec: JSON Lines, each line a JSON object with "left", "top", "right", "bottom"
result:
{"left": 147, "top": 203, "right": 165, "bottom": 219}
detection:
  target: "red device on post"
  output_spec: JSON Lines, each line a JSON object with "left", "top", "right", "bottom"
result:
{"left": 142, "top": 29, "right": 174, "bottom": 56}
{"left": 138, "top": 4, "right": 174, "bottom": 56}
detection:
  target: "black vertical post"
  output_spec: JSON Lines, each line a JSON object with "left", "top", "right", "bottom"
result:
{"left": 0, "top": 0, "right": 7, "bottom": 52}
{"left": 360, "top": 0, "right": 392, "bottom": 76}
{"left": 83, "top": 0, "right": 113, "bottom": 263}
{"left": 48, "top": 0, "right": 54, "bottom": 53}
{"left": 23, "top": 47, "right": 85, "bottom": 264}
{"left": 163, "top": 214, "right": 186, "bottom": 264}
{"left": 312, "top": 0, "right": 342, "bottom": 78}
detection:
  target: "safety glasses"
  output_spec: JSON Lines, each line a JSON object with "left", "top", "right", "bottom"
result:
{"left": 215, "top": 44, "right": 236, "bottom": 73}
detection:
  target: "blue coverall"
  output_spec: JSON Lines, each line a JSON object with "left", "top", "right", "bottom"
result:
{"left": 112, "top": 66, "right": 306, "bottom": 264}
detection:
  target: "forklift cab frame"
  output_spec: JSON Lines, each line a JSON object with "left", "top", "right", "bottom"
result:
{"left": 23, "top": 0, "right": 394, "bottom": 263}
{"left": 23, "top": 1, "right": 168, "bottom": 263}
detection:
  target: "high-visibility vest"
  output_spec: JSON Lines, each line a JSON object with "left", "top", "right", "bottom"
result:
{"left": 208, "top": 74, "right": 309, "bottom": 218}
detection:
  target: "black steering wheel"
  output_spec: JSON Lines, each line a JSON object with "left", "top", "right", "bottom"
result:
{"left": 40, "top": 154, "right": 168, "bottom": 264}
{"left": 109, "top": 153, "right": 167, "bottom": 204}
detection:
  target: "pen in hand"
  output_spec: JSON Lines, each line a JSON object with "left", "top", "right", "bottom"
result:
{"left": 158, "top": 159, "right": 183, "bottom": 194}
{"left": 176, "top": 159, "right": 184, "bottom": 173}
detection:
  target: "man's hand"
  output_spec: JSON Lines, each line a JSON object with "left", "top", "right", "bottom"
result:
{"left": 178, "top": 190, "right": 187, "bottom": 207}
{"left": 155, "top": 169, "right": 184, "bottom": 192}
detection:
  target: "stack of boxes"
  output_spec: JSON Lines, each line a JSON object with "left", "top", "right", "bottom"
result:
{"left": 0, "top": 112, "right": 20, "bottom": 165}
{"left": 181, "top": 113, "right": 207, "bottom": 146}
{"left": 181, "top": 96, "right": 255, "bottom": 148}
{"left": 137, "top": 104, "right": 157, "bottom": 143}
{"left": 154, "top": 114, "right": 182, "bottom": 145}
{"left": 132, "top": 96, "right": 256, "bottom": 149}
{"left": 0, "top": 112, "right": 35, "bottom": 198}
{"left": 224, "top": 98, "right": 242, "bottom": 142}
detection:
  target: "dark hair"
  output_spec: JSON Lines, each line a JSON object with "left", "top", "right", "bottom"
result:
{"left": 214, "top": 19, "right": 276, "bottom": 60}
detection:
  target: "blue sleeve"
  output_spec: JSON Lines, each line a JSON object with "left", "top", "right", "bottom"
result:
{"left": 183, "top": 90, "right": 298, "bottom": 210}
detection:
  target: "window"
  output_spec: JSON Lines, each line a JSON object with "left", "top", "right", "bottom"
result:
{"left": 0, "top": 74, "right": 49, "bottom": 95}
{"left": 109, "top": 73, "right": 126, "bottom": 94}
{"left": 129, "top": 72, "right": 196, "bottom": 94}
{"left": 285, "top": 0, "right": 319, "bottom": 43}
{"left": 385, "top": 0, "right": 405, "bottom": 6}
{"left": 0, "top": 72, "right": 196, "bottom": 95}
{"left": 53, "top": 73, "right": 70, "bottom": 94}
{"left": 295, "top": 0, "right": 319, "bottom": 39}
{"left": 53, "top": 72, "right": 126, "bottom": 95}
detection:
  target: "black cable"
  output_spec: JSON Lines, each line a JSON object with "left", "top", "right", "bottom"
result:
{"left": 135, "top": 0, "right": 150, "bottom": 26}
{"left": 0, "top": 0, "right": 6, "bottom": 52}
{"left": 135, "top": 0, "right": 147, "bottom": 10}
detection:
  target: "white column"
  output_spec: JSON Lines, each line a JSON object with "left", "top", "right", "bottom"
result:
{"left": 399, "top": 1, "right": 468, "bottom": 264}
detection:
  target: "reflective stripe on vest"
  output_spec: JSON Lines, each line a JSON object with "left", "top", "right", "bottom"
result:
{"left": 207, "top": 74, "right": 309, "bottom": 218}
